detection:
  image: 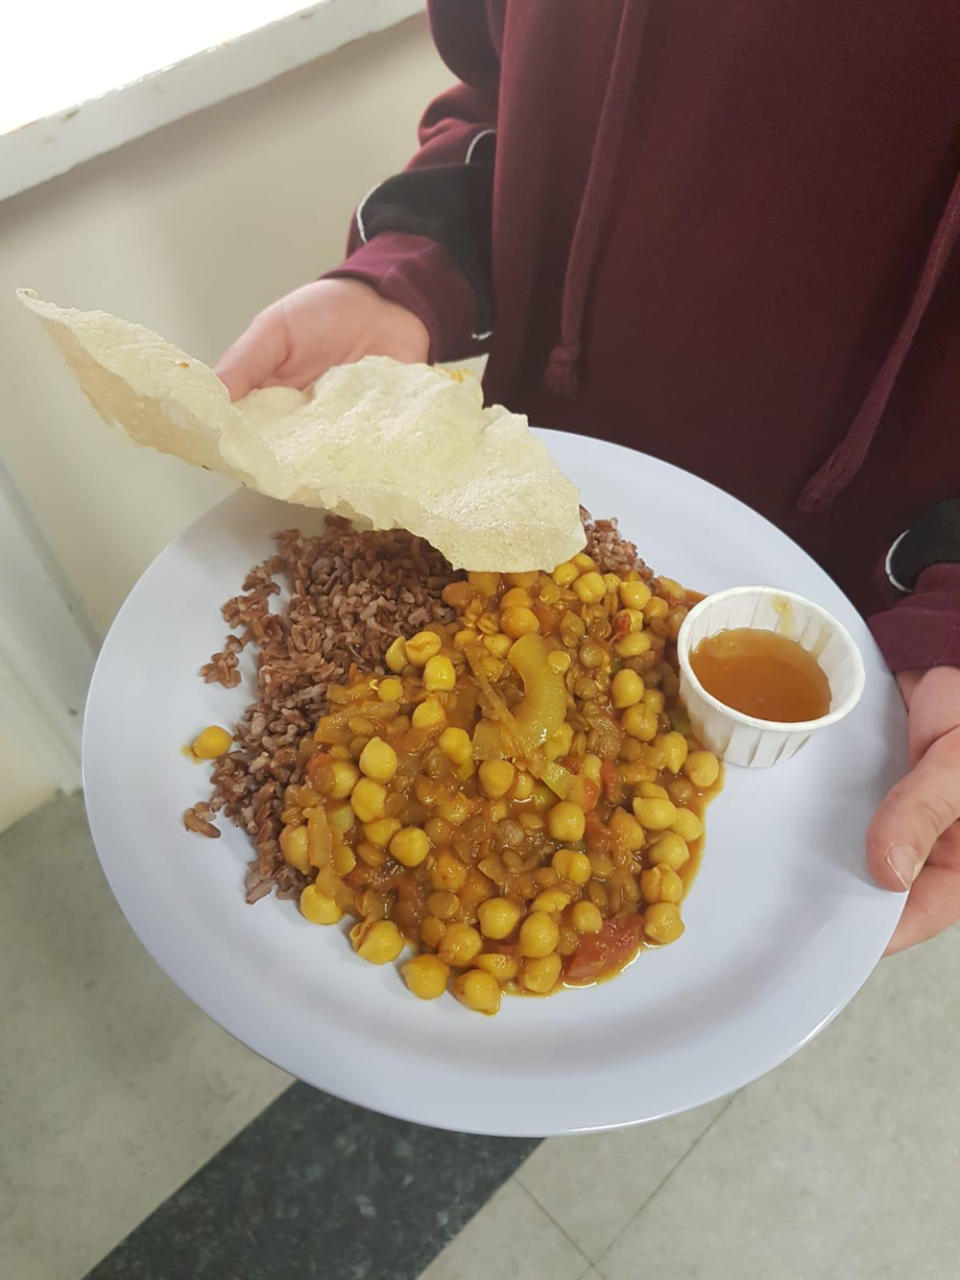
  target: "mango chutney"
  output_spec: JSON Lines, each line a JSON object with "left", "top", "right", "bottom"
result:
{"left": 690, "top": 627, "right": 831, "bottom": 723}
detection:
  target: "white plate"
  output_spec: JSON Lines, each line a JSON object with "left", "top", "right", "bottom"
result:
{"left": 83, "top": 430, "right": 907, "bottom": 1136}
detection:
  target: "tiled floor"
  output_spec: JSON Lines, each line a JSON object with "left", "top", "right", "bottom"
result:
{"left": 2, "top": 794, "right": 958, "bottom": 1280}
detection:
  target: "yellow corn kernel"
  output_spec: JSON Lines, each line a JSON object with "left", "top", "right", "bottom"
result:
{"left": 500, "top": 586, "right": 533, "bottom": 610}
{"left": 532, "top": 887, "right": 571, "bottom": 914}
{"left": 439, "top": 923, "right": 484, "bottom": 967}
{"left": 611, "top": 668, "right": 645, "bottom": 709}
{"left": 622, "top": 704, "right": 658, "bottom": 741}
{"left": 671, "top": 807, "right": 704, "bottom": 842}
{"left": 581, "top": 754, "right": 603, "bottom": 783}
{"left": 609, "top": 807, "right": 645, "bottom": 851}
{"left": 378, "top": 676, "right": 404, "bottom": 702}
{"left": 479, "top": 758, "right": 516, "bottom": 799}
{"left": 475, "top": 952, "right": 519, "bottom": 981}
{"left": 412, "top": 698, "right": 446, "bottom": 731}
{"left": 644, "top": 901, "right": 685, "bottom": 944}
{"left": 650, "top": 830, "right": 690, "bottom": 869}
{"left": 467, "top": 571, "right": 501, "bottom": 596}
{"left": 521, "top": 952, "right": 562, "bottom": 995}
{"left": 191, "top": 725, "right": 232, "bottom": 759}
{"left": 477, "top": 897, "right": 523, "bottom": 939}
{"left": 405, "top": 630, "right": 444, "bottom": 667}
{"left": 390, "top": 826, "right": 431, "bottom": 868}
{"left": 573, "top": 571, "right": 606, "bottom": 603}
{"left": 422, "top": 654, "right": 456, "bottom": 693}
{"left": 511, "top": 770, "right": 535, "bottom": 801}
{"left": 546, "top": 800, "right": 586, "bottom": 843}
{"left": 552, "top": 848, "right": 593, "bottom": 885}
{"left": 656, "top": 731, "right": 688, "bottom": 774}
{"left": 299, "top": 883, "right": 343, "bottom": 924}
{"left": 328, "top": 803, "right": 355, "bottom": 834}
{"left": 614, "top": 631, "right": 652, "bottom": 658}
{"left": 571, "top": 900, "right": 604, "bottom": 933}
{"left": 619, "top": 580, "right": 652, "bottom": 610}
{"left": 552, "top": 560, "right": 579, "bottom": 586}
{"left": 483, "top": 632, "right": 513, "bottom": 658}
{"left": 327, "top": 759, "right": 360, "bottom": 799}
{"left": 402, "top": 953, "right": 450, "bottom": 1000}
{"left": 280, "top": 824, "right": 310, "bottom": 874}
{"left": 364, "top": 816, "right": 402, "bottom": 848}
{"left": 358, "top": 736, "right": 398, "bottom": 782}
{"left": 684, "top": 750, "right": 721, "bottom": 789}
{"left": 351, "top": 919, "right": 405, "bottom": 964}
{"left": 438, "top": 726, "right": 472, "bottom": 765}
{"left": 546, "top": 649, "right": 572, "bottom": 675}
{"left": 632, "top": 796, "right": 677, "bottom": 830}
{"left": 453, "top": 968, "right": 502, "bottom": 1014}
{"left": 519, "top": 911, "right": 560, "bottom": 958}
{"left": 500, "top": 606, "right": 540, "bottom": 639}
{"left": 350, "top": 777, "right": 387, "bottom": 823}
{"left": 385, "top": 636, "right": 407, "bottom": 672}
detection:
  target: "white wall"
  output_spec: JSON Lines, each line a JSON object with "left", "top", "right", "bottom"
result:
{"left": 0, "top": 12, "right": 453, "bottom": 829}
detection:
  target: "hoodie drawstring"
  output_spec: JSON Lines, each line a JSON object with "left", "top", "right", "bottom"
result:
{"left": 798, "top": 166, "right": 960, "bottom": 511}
{"left": 545, "top": 0, "right": 650, "bottom": 397}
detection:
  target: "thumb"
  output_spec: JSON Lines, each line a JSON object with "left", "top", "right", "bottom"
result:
{"left": 866, "top": 728, "right": 960, "bottom": 890}
{"left": 214, "top": 305, "right": 289, "bottom": 401}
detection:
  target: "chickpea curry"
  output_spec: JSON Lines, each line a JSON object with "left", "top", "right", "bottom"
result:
{"left": 277, "top": 554, "right": 722, "bottom": 1015}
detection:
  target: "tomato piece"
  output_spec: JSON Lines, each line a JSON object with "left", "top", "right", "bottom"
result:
{"left": 306, "top": 751, "right": 335, "bottom": 792}
{"left": 564, "top": 914, "right": 646, "bottom": 985}
{"left": 599, "top": 759, "right": 623, "bottom": 804}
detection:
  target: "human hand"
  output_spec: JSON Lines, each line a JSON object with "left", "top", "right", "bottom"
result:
{"left": 867, "top": 666, "right": 960, "bottom": 953}
{"left": 215, "top": 279, "right": 430, "bottom": 400}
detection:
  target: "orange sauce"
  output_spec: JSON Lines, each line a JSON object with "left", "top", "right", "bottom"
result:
{"left": 690, "top": 627, "right": 831, "bottom": 722}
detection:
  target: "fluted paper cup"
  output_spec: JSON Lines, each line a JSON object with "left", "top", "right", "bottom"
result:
{"left": 676, "top": 586, "right": 865, "bottom": 768}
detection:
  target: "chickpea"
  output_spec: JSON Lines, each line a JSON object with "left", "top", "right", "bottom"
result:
{"left": 649, "top": 831, "right": 690, "bottom": 870}
{"left": 191, "top": 725, "right": 232, "bottom": 759}
{"left": 521, "top": 952, "right": 563, "bottom": 994}
{"left": 500, "top": 606, "right": 540, "bottom": 638}
{"left": 423, "top": 655, "right": 456, "bottom": 692}
{"left": 571, "top": 901, "right": 604, "bottom": 933}
{"left": 477, "top": 897, "right": 523, "bottom": 939}
{"left": 377, "top": 676, "right": 404, "bottom": 701}
{"left": 402, "top": 954, "right": 450, "bottom": 1000}
{"left": 552, "top": 560, "right": 579, "bottom": 586}
{"left": 656, "top": 731, "right": 688, "bottom": 774}
{"left": 643, "top": 688, "right": 666, "bottom": 713}
{"left": 622, "top": 704, "right": 658, "bottom": 741}
{"left": 439, "top": 923, "right": 484, "bottom": 967}
{"left": 639, "top": 781, "right": 670, "bottom": 800}
{"left": 479, "top": 758, "right": 516, "bottom": 798}
{"left": 644, "top": 901, "right": 685, "bottom": 944}
{"left": 519, "top": 911, "right": 560, "bottom": 958}
{"left": 427, "top": 890, "right": 459, "bottom": 920}
{"left": 531, "top": 888, "right": 571, "bottom": 914}
{"left": 511, "top": 771, "right": 535, "bottom": 801}
{"left": 439, "top": 726, "right": 472, "bottom": 765}
{"left": 430, "top": 850, "right": 468, "bottom": 892}
{"left": 581, "top": 754, "right": 602, "bottom": 783}
{"left": 364, "top": 816, "right": 402, "bottom": 847}
{"left": 619, "top": 579, "right": 652, "bottom": 610}
{"left": 608, "top": 808, "right": 645, "bottom": 852}
{"left": 573, "top": 571, "right": 606, "bottom": 603}
{"left": 412, "top": 698, "right": 446, "bottom": 731}
{"left": 350, "top": 778, "right": 387, "bottom": 823}
{"left": 299, "top": 884, "right": 342, "bottom": 925}
{"left": 573, "top": 552, "right": 597, "bottom": 571}
{"left": 500, "top": 586, "right": 532, "bottom": 610}
{"left": 546, "top": 800, "right": 586, "bottom": 843}
{"left": 552, "top": 848, "right": 593, "bottom": 885}
{"left": 475, "top": 952, "right": 519, "bottom": 981}
{"left": 484, "top": 632, "right": 513, "bottom": 658}
{"left": 684, "top": 750, "right": 721, "bottom": 789}
{"left": 614, "top": 631, "right": 652, "bottom": 658}
{"left": 385, "top": 636, "right": 407, "bottom": 673}
{"left": 358, "top": 736, "right": 398, "bottom": 782}
{"left": 644, "top": 596, "right": 670, "bottom": 621}
{"left": 632, "top": 796, "right": 678, "bottom": 830}
{"left": 671, "top": 807, "right": 704, "bottom": 842}
{"left": 390, "top": 826, "right": 431, "bottom": 868}
{"left": 405, "top": 630, "right": 443, "bottom": 666}
{"left": 420, "top": 916, "right": 447, "bottom": 949}
{"left": 467, "top": 570, "right": 501, "bottom": 595}
{"left": 453, "top": 969, "right": 502, "bottom": 1014}
{"left": 546, "top": 649, "right": 572, "bottom": 674}
{"left": 438, "top": 793, "right": 471, "bottom": 826}
{"left": 611, "top": 668, "right": 645, "bottom": 708}
{"left": 351, "top": 919, "right": 405, "bottom": 964}
{"left": 280, "top": 824, "right": 310, "bottom": 874}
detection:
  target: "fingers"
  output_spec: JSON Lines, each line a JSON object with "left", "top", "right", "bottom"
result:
{"left": 885, "top": 857, "right": 960, "bottom": 953}
{"left": 214, "top": 305, "right": 289, "bottom": 401}
{"left": 866, "top": 728, "right": 960, "bottom": 890}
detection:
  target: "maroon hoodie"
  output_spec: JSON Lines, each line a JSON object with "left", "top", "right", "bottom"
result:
{"left": 328, "top": 0, "right": 960, "bottom": 673}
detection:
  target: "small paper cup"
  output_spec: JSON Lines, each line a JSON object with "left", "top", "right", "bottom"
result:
{"left": 676, "top": 586, "right": 865, "bottom": 768}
